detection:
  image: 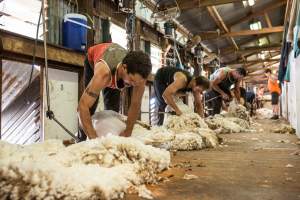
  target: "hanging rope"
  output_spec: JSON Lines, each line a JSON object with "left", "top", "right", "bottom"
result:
{"left": 42, "top": 0, "right": 79, "bottom": 142}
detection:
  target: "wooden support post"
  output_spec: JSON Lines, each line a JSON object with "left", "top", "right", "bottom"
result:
{"left": 0, "top": 48, "right": 2, "bottom": 140}
{"left": 148, "top": 84, "right": 152, "bottom": 125}
{"left": 78, "top": 0, "right": 94, "bottom": 48}
{"left": 0, "top": 31, "right": 3, "bottom": 139}
{"left": 135, "top": 18, "right": 141, "bottom": 50}
{"left": 40, "top": 65, "right": 44, "bottom": 141}
{"left": 78, "top": 68, "right": 84, "bottom": 102}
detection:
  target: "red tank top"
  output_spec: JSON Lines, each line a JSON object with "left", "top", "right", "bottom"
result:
{"left": 87, "top": 43, "right": 127, "bottom": 89}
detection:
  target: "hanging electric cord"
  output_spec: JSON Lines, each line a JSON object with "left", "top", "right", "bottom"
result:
{"left": 27, "top": 6, "right": 42, "bottom": 89}
{"left": 216, "top": 29, "right": 221, "bottom": 69}
{"left": 67, "top": 0, "right": 94, "bottom": 28}
{"left": 42, "top": 0, "right": 79, "bottom": 142}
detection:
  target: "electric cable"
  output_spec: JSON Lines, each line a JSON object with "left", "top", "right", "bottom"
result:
{"left": 28, "top": 6, "right": 42, "bottom": 89}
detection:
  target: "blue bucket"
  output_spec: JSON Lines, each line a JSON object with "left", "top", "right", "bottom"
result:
{"left": 62, "top": 13, "right": 90, "bottom": 51}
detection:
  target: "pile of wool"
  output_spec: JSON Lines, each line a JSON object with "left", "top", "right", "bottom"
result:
{"left": 132, "top": 115, "right": 219, "bottom": 151}
{"left": 227, "top": 101, "right": 250, "bottom": 121}
{"left": 226, "top": 117, "right": 251, "bottom": 130}
{"left": 132, "top": 126, "right": 175, "bottom": 149}
{"left": 0, "top": 136, "right": 170, "bottom": 200}
{"left": 132, "top": 126, "right": 206, "bottom": 151}
{"left": 196, "top": 128, "right": 220, "bottom": 148}
{"left": 165, "top": 97, "right": 193, "bottom": 114}
{"left": 205, "top": 115, "right": 244, "bottom": 134}
{"left": 165, "top": 113, "right": 209, "bottom": 133}
{"left": 255, "top": 108, "right": 273, "bottom": 119}
{"left": 273, "top": 124, "right": 295, "bottom": 134}
{"left": 169, "top": 132, "right": 205, "bottom": 151}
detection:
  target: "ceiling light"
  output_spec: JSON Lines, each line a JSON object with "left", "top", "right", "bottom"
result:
{"left": 243, "top": 0, "right": 256, "bottom": 7}
{"left": 248, "top": 0, "right": 255, "bottom": 6}
{"left": 250, "top": 21, "right": 262, "bottom": 30}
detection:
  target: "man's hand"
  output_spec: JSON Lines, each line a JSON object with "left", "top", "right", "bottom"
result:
{"left": 176, "top": 109, "right": 183, "bottom": 116}
{"left": 221, "top": 93, "right": 230, "bottom": 101}
{"left": 120, "top": 129, "right": 131, "bottom": 137}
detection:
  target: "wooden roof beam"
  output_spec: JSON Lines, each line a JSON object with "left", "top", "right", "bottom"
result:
{"left": 166, "top": 0, "right": 242, "bottom": 11}
{"left": 220, "top": 35, "right": 269, "bottom": 55}
{"left": 235, "top": 44, "right": 281, "bottom": 54}
{"left": 246, "top": 61, "right": 280, "bottom": 72}
{"left": 226, "top": 58, "right": 280, "bottom": 65}
{"left": 200, "top": 26, "right": 284, "bottom": 40}
{"left": 264, "top": 13, "right": 273, "bottom": 28}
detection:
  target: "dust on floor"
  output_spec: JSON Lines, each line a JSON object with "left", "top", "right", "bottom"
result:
{"left": 125, "top": 118, "right": 300, "bottom": 200}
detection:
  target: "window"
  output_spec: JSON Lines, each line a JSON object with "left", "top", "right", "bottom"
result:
{"left": 135, "top": 0, "right": 165, "bottom": 33}
{"left": 150, "top": 44, "right": 162, "bottom": 74}
{"left": 110, "top": 23, "right": 127, "bottom": 49}
{"left": 0, "top": 0, "right": 43, "bottom": 39}
{"left": 135, "top": 0, "right": 154, "bottom": 24}
{"left": 258, "top": 37, "right": 269, "bottom": 46}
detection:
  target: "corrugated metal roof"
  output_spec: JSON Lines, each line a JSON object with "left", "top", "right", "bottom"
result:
{"left": 154, "top": 0, "right": 285, "bottom": 77}
{"left": 177, "top": 8, "right": 217, "bottom": 33}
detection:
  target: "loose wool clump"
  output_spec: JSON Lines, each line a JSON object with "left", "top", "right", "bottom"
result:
{"left": 205, "top": 115, "right": 244, "bottom": 134}
{"left": 132, "top": 112, "right": 219, "bottom": 151}
{"left": 227, "top": 101, "right": 250, "bottom": 121}
{"left": 0, "top": 136, "right": 170, "bottom": 200}
{"left": 255, "top": 108, "right": 273, "bottom": 119}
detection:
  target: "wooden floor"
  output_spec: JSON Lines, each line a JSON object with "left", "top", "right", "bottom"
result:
{"left": 126, "top": 119, "right": 300, "bottom": 200}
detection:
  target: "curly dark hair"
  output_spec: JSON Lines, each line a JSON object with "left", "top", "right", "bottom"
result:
{"left": 194, "top": 76, "right": 210, "bottom": 89}
{"left": 265, "top": 68, "right": 272, "bottom": 74}
{"left": 236, "top": 67, "right": 247, "bottom": 77}
{"left": 122, "top": 51, "right": 152, "bottom": 79}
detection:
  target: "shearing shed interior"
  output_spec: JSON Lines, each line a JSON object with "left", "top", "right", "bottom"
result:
{"left": 0, "top": 0, "right": 299, "bottom": 199}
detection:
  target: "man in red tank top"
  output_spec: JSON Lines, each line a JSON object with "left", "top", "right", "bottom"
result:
{"left": 78, "top": 43, "right": 152, "bottom": 140}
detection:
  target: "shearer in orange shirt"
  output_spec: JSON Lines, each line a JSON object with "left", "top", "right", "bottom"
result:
{"left": 265, "top": 69, "right": 281, "bottom": 120}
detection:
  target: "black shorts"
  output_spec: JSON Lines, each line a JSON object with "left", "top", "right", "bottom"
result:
{"left": 271, "top": 92, "right": 279, "bottom": 105}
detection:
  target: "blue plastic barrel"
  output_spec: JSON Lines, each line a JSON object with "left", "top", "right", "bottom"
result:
{"left": 62, "top": 13, "right": 89, "bottom": 51}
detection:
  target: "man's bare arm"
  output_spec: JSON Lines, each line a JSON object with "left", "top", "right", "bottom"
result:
{"left": 77, "top": 62, "right": 110, "bottom": 139}
{"left": 212, "top": 70, "right": 228, "bottom": 99}
{"left": 193, "top": 91, "right": 204, "bottom": 117}
{"left": 234, "top": 80, "right": 241, "bottom": 102}
{"left": 120, "top": 81, "right": 146, "bottom": 137}
{"left": 162, "top": 72, "right": 187, "bottom": 115}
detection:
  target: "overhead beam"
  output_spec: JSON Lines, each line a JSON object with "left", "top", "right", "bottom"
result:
{"left": 200, "top": 26, "right": 284, "bottom": 40}
{"left": 167, "top": 0, "right": 241, "bottom": 10}
{"left": 224, "top": 26, "right": 284, "bottom": 37}
{"left": 220, "top": 35, "right": 271, "bottom": 55}
{"left": 247, "top": 61, "right": 280, "bottom": 73}
{"left": 244, "top": 51, "right": 281, "bottom": 67}
{"left": 235, "top": 44, "right": 281, "bottom": 54}
{"left": 228, "top": 0, "right": 287, "bottom": 28}
{"left": 264, "top": 13, "right": 273, "bottom": 28}
{"left": 226, "top": 58, "right": 280, "bottom": 65}
{"left": 0, "top": 30, "right": 84, "bottom": 67}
